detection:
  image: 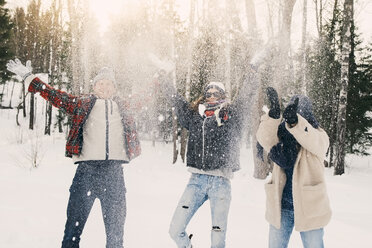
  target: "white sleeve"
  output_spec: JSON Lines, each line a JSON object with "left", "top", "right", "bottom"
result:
{"left": 23, "top": 74, "right": 37, "bottom": 91}
{"left": 286, "top": 114, "right": 329, "bottom": 160}
{"left": 256, "top": 113, "right": 281, "bottom": 152}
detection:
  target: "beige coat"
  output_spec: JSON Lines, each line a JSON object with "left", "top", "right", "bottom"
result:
{"left": 256, "top": 113, "right": 332, "bottom": 232}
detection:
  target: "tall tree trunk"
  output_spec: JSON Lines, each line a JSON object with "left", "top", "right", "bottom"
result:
{"left": 225, "top": 32, "right": 231, "bottom": 94}
{"left": 334, "top": 0, "right": 353, "bottom": 175}
{"left": 326, "top": 0, "right": 339, "bottom": 168}
{"left": 228, "top": 0, "right": 243, "bottom": 32}
{"left": 319, "top": 0, "right": 323, "bottom": 34}
{"left": 245, "top": 0, "right": 257, "bottom": 36}
{"left": 314, "top": 0, "right": 324, "bottom": 36}
{"left": 301, "top": 0, "right": 308, "bottom": 93}
{"left": 45, "top": 18, "right": 54, "bottom": 135}
{"left": 168, "top": 0, "right": 178, "bottom": 163}
{"left": 224, "top": 0, "right": 242, "bottom": 94}
{"left": 45, "top": 102, "right": 52, "bottom": 135}
{"left": 180, "top": 0, "right": 196, "bottom": 163}
{"left": 67, "top": 0, "right": 81, "bottom": 95}
{"left": 252, "top": 84, "right": 271, "bottom": 179}
{"left": 265, "top": 0, "right": 274, "bottom": 38}
{"left": 29, "top": 93, "right": 35, "bottom": 130}
{"left": 22, "top": 83, "right": 26, "bottom": 117}
{"left": 0, "top": 82, "right": 5, "bottom": 106}
{"left": 246, "top": 0, "right": 271, "bottom": 179}
{"left": 274, "top": 0, "right": 296, "bottom": 94}
{"left": 58, "top": 109, "right": 63, "bottom": 133}
{"left": 8, "top": 81, "right": 15, "bottom": 108}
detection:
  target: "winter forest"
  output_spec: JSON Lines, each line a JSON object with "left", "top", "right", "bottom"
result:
{"left": 0, "top": 0, "right": 371, "bottom": 247}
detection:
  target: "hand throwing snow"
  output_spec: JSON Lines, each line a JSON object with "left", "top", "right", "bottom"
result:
{"left": 6, "top": 59, "right": 33, "bottom": 81}
{"left": 266, "top": 87, "right": 280, "bottom": 119}
{"left": 283, "top": 97, "right": 299, "bottom": 127}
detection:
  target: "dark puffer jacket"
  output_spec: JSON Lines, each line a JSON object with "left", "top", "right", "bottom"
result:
{"left": 170, "top": 74, "right": 257, "bottom": 172}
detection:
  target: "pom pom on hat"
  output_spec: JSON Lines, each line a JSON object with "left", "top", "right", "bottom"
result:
{"left": 92, "top": 67, "right": 116, "bottom": 86}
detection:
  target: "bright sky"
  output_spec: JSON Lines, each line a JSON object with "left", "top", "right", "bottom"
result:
{"left": 5, "top": 0, "right": 372, "bottom": 45}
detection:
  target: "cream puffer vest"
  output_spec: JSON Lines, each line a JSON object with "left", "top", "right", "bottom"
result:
{"left": 73, "top": 99, "right": 128, "bottom": 163}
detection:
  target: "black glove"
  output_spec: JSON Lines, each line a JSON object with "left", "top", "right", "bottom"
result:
{"left": 283, "top": 97, "right": 299, "bottom": 125}
{"left": 266, "top": 87, "right": 280, "bottom": 119}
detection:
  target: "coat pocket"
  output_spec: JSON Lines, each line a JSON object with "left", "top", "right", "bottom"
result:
{"left": 301, "top": 183, "right": 331, "bottom": 218}
{"left": 264, "top": 183, "right": 276, "bottom": 205}
{"left": 264, "top": 183, "right": 280, "bottom": 227}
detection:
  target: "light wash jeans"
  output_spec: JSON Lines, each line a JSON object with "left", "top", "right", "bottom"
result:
{"left": 169, "top": 173, "right": 231, "bottom": 248}
{"left": 269, "top": 209, "right": 324, "bottom": 248}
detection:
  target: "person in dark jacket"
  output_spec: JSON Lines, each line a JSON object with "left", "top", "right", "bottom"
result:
{"left": 7, "top": 59, "right": 141, "bottom": 248}
{"left": 162, "top": 68, "right": 257, "bottom": 248}
{"left": 256, "top": 87, "right": 331, "bottom": 248}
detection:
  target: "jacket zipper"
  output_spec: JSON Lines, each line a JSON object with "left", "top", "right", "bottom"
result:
{"left": 105, "top": 100, "right": 109, "bottom": 160}
{"left": 201, "top": 117, "right": 207, "bottom": 168}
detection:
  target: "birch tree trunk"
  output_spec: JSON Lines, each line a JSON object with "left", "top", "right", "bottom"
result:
{"left": 328, "top": 0, "right": 339, "bottom": 168}
{"left": 22, "top": 83, "right": 26, "bottom": 117}
{"left": 274, "top": 0, "right": 296, "bottom": 93}
{"left": 26, "top": 0, "right": 42, "bottom": 130}
{"left": 252, "top": 83, "right": 272, "bottom": 179}
{"left": 8, "top": 81, "right": 15, "bottom": 108}
{"left": 168, "top": 0, "right": 178, "bottom": 163}
{"left": 245, "top": 0, "right": 257, "bottom": 36}
{"left": 180, "top": 0, "right": 196, "bottom": 163}
{"left": 265, "top": 0, "right": 274, "bottom": 38}
{"left": 224, "top": 6, "right": 231, "bottom": 95}
{"left": 301, "top": 0, "right": 308, "bottom": 93}
{"left": 45, "top": 2, "right": 56, "bottom": 135}
{"left": 225, "top": 0, "right": 243, "bottom": 95}
{"left": 29, "top": 94, "right": 35, "bottom": 130}
{"left": 245, "top": 0, "right": 271, "bottom": 179}
{"left": 67, "top": 0, "right": 81, "bottom": 95}
{"left": 334, "top": 0, "right": 353, "bottom": 175}
{"left": 314, "top": 0, "right": 323, "bottom": 36}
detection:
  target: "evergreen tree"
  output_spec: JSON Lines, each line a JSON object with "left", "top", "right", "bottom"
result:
{"left": 307, "top": 29, "right": 340, "bottom": 161}
{"left": 10, "top": 8, "right": 27, "bottom": 62}
{"left": 190, "top": 26, "right": 222, "bottom": 101}
{"left": 346, "top": 39, "right": 372, "bottom": 155}
{"left": 0, "top": 0, "right": 14, "bottom": 93}
{"left": 307, "top": 1, "right": 342, "bottom": 167}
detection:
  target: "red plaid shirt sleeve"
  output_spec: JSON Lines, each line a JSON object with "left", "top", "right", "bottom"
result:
{"left": 28, "top": 77, "right": 78, "bottom": 115}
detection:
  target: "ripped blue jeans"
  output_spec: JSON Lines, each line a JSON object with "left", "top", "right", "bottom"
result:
{"left": 169, "top": 173, "right": 231, "bottom": 248}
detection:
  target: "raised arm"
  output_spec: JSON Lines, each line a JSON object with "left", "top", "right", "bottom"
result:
{"left": 158, "top": 78, "right": 194, "bottom": 130}
{"left": 27, "top": 76, "right": 79, "bottom": 115}
{"left": 256, "top": 114, "right": 281, "bottom": 152}
{"left": 286, "top": 115, "right": 329, "bottom": 160}
{"left": 232, "top": 65, "right": 259, "bottom": 117}
{"left": 282, "top": 95, "right": 329, "bottom": 159}
{"left": 7, "top": 59, "right": 78, "bottom": 115}
{"left": 256, "top": 87, "right": 281, "bottom": 152}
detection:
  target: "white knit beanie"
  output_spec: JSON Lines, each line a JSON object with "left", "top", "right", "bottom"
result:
{"left": 205, "top": 81, "right": 226, "bottom": 93}
{"left": 92, "top": 67, "right": 116, "bottom": 86}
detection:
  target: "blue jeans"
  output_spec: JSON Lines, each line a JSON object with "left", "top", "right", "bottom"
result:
{"left": 169, "top": 173, "right": 231, "bottom": 248}
{"left": 269, "top": 209, "right": 324, "bottom": 248}
{"left": 61, "top": 161, "right": 126, "bottom": 248}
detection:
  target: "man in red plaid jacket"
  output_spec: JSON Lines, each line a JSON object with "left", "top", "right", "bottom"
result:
{"left": 7, "top": 59, "right": 141, "bottom": 248}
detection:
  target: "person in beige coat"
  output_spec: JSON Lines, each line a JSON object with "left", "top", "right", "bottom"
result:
{"left": 256, "top": 87, "right": 332, "bottom": 248}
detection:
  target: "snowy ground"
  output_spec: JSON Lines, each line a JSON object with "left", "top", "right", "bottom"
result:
{"left": 0, "top": 109, "right": 371, "bottom": 248}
